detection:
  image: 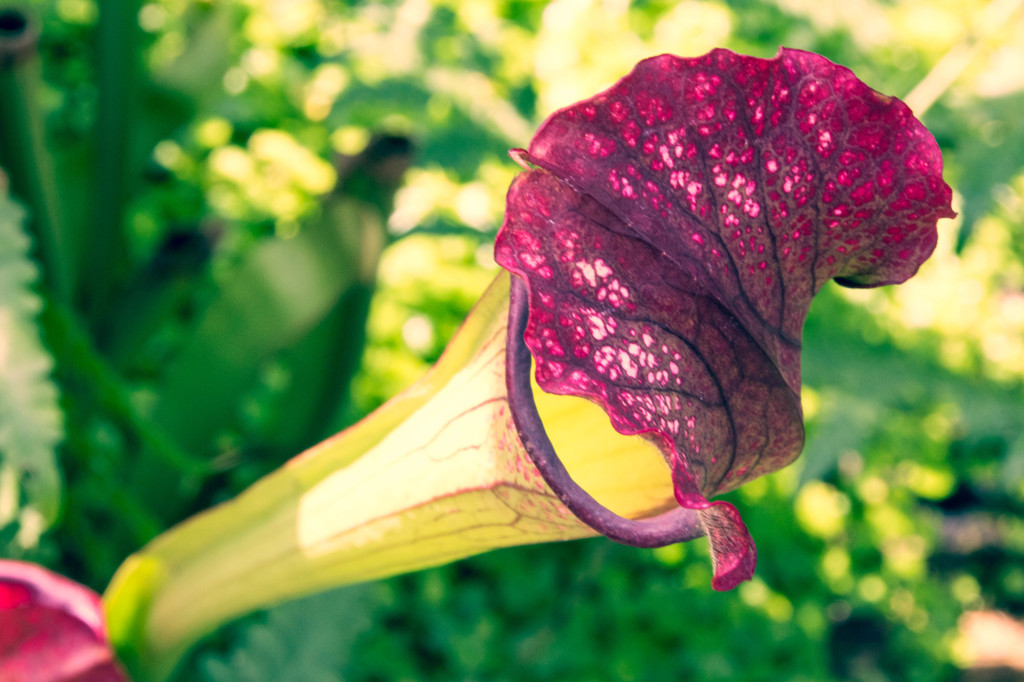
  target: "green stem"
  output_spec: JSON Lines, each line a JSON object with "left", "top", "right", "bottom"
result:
{"left": 0, "top": 9, "right": 71, "bottom": 302}
{"left": 41, "top": 303, "right": 213, "bottom": 478}
{"left": 86, "top": 0, "right": 143, "bottom": 330}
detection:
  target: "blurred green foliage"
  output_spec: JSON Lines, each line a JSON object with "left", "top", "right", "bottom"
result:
{"left": 1, "top": 0, "right": 1023, "bottom": 679}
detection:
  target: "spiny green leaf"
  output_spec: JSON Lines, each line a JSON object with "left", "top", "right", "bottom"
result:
{"left": 0, "top": 191, "right": 63, "bottom": 550}
{"left": 197, "top": 585, "right": 377, "bottom": 682}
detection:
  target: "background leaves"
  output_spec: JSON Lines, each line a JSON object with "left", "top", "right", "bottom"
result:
{"left": 1, "top": 0, "right": 1023, "bottom": 679}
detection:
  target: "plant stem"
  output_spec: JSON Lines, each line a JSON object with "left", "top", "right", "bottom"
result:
{"left": 0, "top": 9, "right": 71, "bottom": 302}
{"left": 86, "top": 0, "right": 144, "bottom": 328}
{"left": 41, "top": 303, "right": 212, "bottom": 478}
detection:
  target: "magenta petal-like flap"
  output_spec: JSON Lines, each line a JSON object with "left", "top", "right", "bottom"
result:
{"left": 0, "top": 560, "right": 127, "bottom": 682}
{"left": 497, "top": 48, "right": 954, "bottom": 588}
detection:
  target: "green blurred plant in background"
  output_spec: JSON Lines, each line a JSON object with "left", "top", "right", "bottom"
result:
{"left": 1, "top": 0, "right": 1023, "bottom": 679}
